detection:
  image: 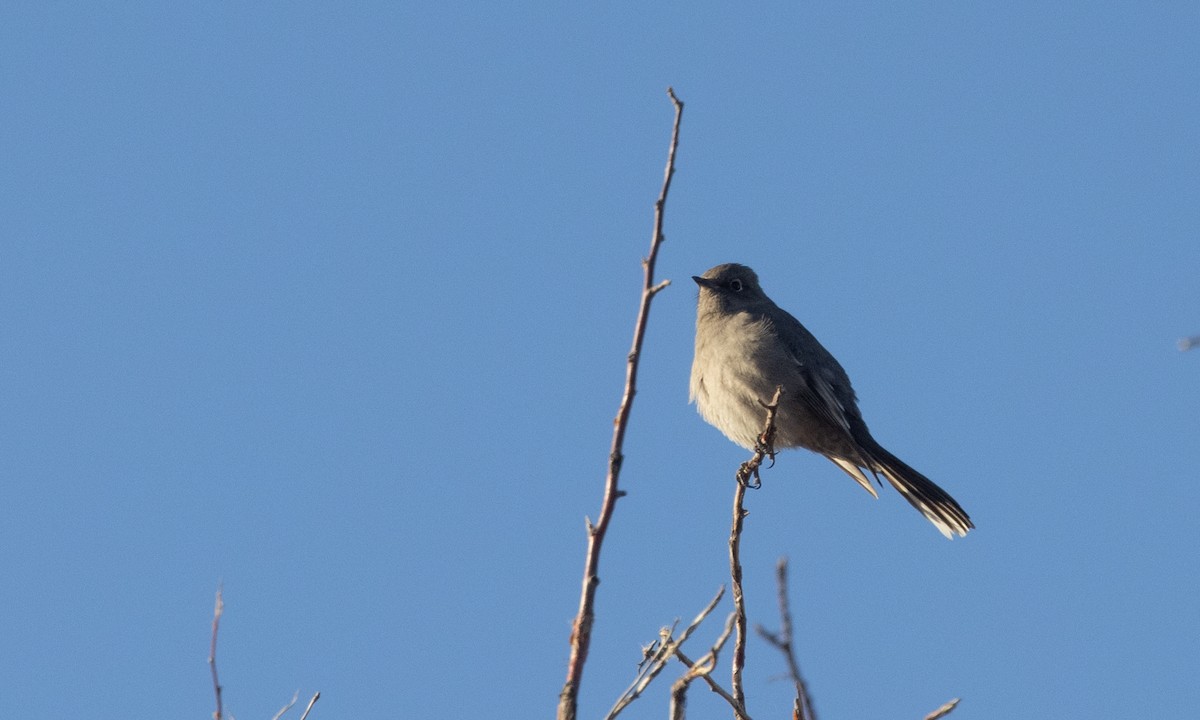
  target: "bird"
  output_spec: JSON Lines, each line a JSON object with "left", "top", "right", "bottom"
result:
{"left": 689, "top": 262, "right": 973, "bottom": 538}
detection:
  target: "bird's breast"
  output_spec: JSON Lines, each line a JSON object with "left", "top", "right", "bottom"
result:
{"left": 690, "top": 313, "right": 786, "bottom": 449}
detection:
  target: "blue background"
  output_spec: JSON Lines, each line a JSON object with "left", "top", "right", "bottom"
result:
{"left": 2, "top": 2, "right": 1197, "bottom": 718}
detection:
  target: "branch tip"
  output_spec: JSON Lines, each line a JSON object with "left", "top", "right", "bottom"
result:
{"left": 559, "top": 87, "right": 684, "bottom": 720}
{"left": 924, "top": 698, "right": 961, "bottom": 720}
{"left": 298, "top": 692, "right": 321, "bottom": 720}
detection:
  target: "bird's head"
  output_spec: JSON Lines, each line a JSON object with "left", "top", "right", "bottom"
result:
{"left": 692, "top": 263, "right": 769, "bottom": 314}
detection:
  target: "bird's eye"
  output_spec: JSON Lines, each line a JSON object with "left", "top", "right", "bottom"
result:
{"left": 729, "top": 279, "right": 744, "bottom": 292}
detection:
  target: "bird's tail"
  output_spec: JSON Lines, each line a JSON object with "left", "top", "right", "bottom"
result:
{"left": 857, "top": 439, "right": 974, "bottom": 539}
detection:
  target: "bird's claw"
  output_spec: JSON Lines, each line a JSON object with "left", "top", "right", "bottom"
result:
{"left": 736, "top": 462, "right": 763, "bottom": 489}
{"left": 754, "top": 434, "right": 777, "bottom": 468}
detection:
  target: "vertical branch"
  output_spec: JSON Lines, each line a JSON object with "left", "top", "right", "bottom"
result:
{"left": 557, "top": 87, "right": 684, "bottom": 720}
{"left": 729, "top": 386, "right": 784, "bottom": 715}
{"left": 209, "top": 585, "right": 224, "bottom": 720}
{"left": 755, "top": 558, "right": 817, "bottom": 720}
{"left": 728, "top": 480, "right": 749, "bottom": 711}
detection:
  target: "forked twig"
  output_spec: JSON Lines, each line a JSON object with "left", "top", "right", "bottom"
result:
{"left": 673, "top": 633, "right": 752, "bottom": 720}
{"left": 605, "top": 586, "right": 723, "bottom": 720}
{"left": 755, "top": 557, "right": 816, "bottom": 720}
{"left": 670, "top": 612, "right": 737, "bottom": 720}
{"left": 558, "top": 86, "right": 684, "bottom": 720}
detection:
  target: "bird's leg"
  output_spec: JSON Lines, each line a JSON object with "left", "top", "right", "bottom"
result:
{"left": 734, "top": 387, "right": 783, "bottom": 488}
{"left": 754, "top": 432, "right": 777, "bottom": 468}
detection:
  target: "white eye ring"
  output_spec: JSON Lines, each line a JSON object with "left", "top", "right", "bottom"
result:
{"left": 729, "top": 279, "right": 744, "bottom": 292}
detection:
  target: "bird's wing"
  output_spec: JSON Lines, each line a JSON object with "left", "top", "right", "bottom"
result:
{"left": 766, "top": 309, "right": 883, "bottom": 487}
{"left": 801, "top": 363, "right": 853, "bottom": 433}
{"left": 764, "top": 309, "right": 860, "bottom": 432}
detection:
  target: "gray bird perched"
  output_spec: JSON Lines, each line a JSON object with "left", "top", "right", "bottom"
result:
{"left": 690, "top": 263, "right": 973, "bottom": 538}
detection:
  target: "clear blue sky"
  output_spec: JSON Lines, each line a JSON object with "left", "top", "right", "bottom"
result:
{"left": 2, "top": 2, "right": 1197, "bottom": 718}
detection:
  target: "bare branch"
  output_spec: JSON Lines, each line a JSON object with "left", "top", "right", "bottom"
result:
{"left": 558, "top": 87, "right": 684, "bottom": 720}
{"left": 670, "top": 612, "right": 737, "bottom": 720}
{"left": 676, "top": 649, "right": 752, "bottom": 720}
{"left": 924, "top": 698, "right": 961, "bottom": 720}
{"left": 270, "top": 691, "right": 299, "bottom": 720}
{"left": 298, "top": 692, "right": 321, "bottom": 720}
{"left": 754, "top": 557, "right": 816, "bottom": 720}
{"left": 729, "top": 386, "right": 784, "bottom": 712}
{"left": 605, "top": 586, "right": 723, "bottom": 720}
{"left": 729, "top": 481, "right": 749, "bottom": 711}
{"left": 670, "top": 672, "right": 691, "bottom": 720}
{"left": 209, "top": 585, "right": 224, "bottom": 720}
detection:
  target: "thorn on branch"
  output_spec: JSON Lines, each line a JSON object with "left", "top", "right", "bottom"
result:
{"left": 639, "top": 638, "right": 662, "bottom": 669}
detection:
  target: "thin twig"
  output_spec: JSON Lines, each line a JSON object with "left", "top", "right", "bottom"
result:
{"left": 558, "top": 87, "right": 684, "bottom": 720}
{"left": 729, "top": 386, "right": 784, "bottom": 713}
{"left": 924, "top": 697, "right": 960, "bottom": 720}
{"left": 209, "top": 585, "right": 224, "bottom": 720}
{"left": 298, "top": 692, "right": 321, "bottom": 720}
{"left": 605, "top": 586, "right": 723, "bottom": 720}
{"left": 670, "top": 612, "right": 737, "bottom": 720}
{"left": 755, "top": 557, "right": 816, "bottom": 720}
{"left": 271, "top": 691, "right": 299, "bottom": 720}
{"left": 729, "top": 478, "right": 749, "bottom": 711}
{"left": 675, "top": 644, "right": 752, "bottom": 719}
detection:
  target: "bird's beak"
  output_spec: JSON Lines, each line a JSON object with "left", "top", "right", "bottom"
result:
{"left": 692, "top": 276, "right": 717, "bottom": 289}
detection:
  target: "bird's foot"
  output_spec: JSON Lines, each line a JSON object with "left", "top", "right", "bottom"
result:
{"left": 736, "top": 461, "right": 763, "bottom": 489}
{"left": 754, "top": 434, "right": 777, "bottom": 469}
